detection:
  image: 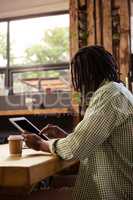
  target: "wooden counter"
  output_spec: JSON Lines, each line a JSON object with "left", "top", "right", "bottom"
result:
{"left": 0, "top": 105, "right": 79, "bottom": 116}
{"left": 0, "top": 108, "right": 74, "bottom": 116}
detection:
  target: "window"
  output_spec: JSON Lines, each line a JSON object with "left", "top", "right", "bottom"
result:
{"left": 13, "top": 68, "right": 70, "bottom": 94}
{"left": 0, "top": 12, "right": 70, "bottom": 94}
{"left": 0, "top": 22, "right": 7, "bottom": 67}
{"left": 0, "top": 73, "right": 5, "bottom": 95}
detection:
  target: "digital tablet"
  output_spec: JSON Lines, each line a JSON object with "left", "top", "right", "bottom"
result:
{"left": 9, "top": 117, "right": 49, "bottom": 141}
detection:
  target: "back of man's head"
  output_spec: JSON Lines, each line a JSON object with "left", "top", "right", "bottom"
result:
{"left": 71, "top": 45, "right": 119, "bottom": 94}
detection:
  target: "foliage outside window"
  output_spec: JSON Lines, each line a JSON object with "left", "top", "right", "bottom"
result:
{"left": 0, "top": 12, "right": 70, "bottom": 95}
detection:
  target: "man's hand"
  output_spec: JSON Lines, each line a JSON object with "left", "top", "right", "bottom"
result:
{"left": 22, "top": 132, "right": 49, "bottom": 152}
{"left": 40, "top": 124, "right": 68, "bottom": 139}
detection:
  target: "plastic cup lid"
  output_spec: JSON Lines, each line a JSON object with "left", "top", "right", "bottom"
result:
{"left": 8, "top": 135, "right": 23, "bottom": 141}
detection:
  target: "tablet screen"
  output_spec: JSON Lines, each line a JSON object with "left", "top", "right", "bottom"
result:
{"left": 16, "top": 120, "right": 39, "bottom": 134}
{"left": 9, "top": 117, "right": 49, "bottom": 140}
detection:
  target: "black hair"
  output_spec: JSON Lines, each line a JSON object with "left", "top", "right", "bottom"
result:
{"left": 71, "top": 45, "right": 119, "bottom": 94}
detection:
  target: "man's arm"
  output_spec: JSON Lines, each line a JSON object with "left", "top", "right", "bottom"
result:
{"left": 51, "top": 93, "right": 117, "bottom": 160}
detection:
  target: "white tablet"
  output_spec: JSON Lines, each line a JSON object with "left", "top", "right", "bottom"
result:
{"left": 9, "top": 117, "right": 49, "bottom": 141}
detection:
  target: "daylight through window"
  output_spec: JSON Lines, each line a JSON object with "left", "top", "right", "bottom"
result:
{"left": 0, "top": 12, "right": 70, "bottom": 95}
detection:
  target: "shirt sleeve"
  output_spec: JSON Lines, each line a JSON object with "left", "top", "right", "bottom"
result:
{"left": 48, "top": 139, "right": 58, "bottom": 155}
{"left": 52, "top": 90, "right": 118, "bottom": 160}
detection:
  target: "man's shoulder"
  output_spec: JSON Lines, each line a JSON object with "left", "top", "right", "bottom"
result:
{"left": 100, "top": 81, "right": 133, "bottom": 102}
{"left": 92, "top": 82, "right": 120, "bottom": 101}
{"left": 91, "top": 81, "right": 133, "bottom": 107}
{"left": 89, "top": 82, "right": 129, "bottom": 107}
{"left": 96, "top": 81, "right": 120, "bottom": 95}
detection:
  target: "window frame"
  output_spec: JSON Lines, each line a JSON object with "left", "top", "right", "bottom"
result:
{"left": 0, "top": 10, "right": 70, "bottom": 95}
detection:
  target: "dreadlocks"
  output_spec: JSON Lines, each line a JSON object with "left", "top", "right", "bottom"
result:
{"left": 71, "top": 45, "right": 119, "bottom": 94}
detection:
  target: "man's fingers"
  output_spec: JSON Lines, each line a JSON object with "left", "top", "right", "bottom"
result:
{"left": 40, "top": 124, "right": 55, "bottom": 134}
{"left": 39, "top": 128, "right": 48, "bottom": 134}
{"left": 22, "top": 133, "right": 28, "bottom": 138}
{"left": 22, "top": 134, "right": 28, "bottom": 142}
{"left": 22, "top": 133, "right": 35, "bottom": 140}
{"left": 21, "top": 130, "right": 32, "bottom": 135}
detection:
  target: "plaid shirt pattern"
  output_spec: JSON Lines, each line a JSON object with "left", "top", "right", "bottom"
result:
{"left": 53, "top": 82, "right": 133, "bottom": 200}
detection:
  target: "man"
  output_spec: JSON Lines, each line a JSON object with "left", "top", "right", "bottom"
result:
{"left": 23, "top": 46, "right": 133, "bottom": 200}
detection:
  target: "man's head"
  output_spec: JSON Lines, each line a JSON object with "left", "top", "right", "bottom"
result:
{"left": 71, "top": 45, "right": 119, "bottom": 94}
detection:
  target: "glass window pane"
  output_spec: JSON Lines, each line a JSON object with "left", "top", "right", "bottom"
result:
{"left": 0, "top": 22, "right": 7, "bottom": 67}
{"left": 10, "top": 14, "right": 69, "bottom": 67}
{"left": 0, "top": 73, "right": 5, "bottom": 95}
{"left": 13, "top": 69, "right": 70, "bottom": 94}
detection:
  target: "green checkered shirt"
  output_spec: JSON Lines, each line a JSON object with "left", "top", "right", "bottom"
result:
{"left": 54, "top": 82, "right": 133, "bottom": 200}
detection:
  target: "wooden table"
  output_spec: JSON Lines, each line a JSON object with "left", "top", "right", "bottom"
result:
{"left": 0, "top": 144, "right": 77, "bottom": 199}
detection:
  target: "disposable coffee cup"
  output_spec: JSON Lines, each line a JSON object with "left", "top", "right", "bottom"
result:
{"left": 8, "top": 135, "right": 23, "bottom": 157}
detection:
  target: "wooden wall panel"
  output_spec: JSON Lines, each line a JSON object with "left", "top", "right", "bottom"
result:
{"left": 119, "top": 0, "right": 130, "bottom": 83}
{"left": 69, "top": 0, "right": 131, "bottom": 85}
{"left": 112, "top": 0, "right": 120, "bottom": 74}
{"left": 79, "top": 0, "right": 86, "bottom": 7}
{"left": 69, "top": 0, "right": 79, "bottom": 58}
{"left": 69, "top": 0, "right": 131, "bottom": 114}
{"left": 95, "top": 0, "right": 102, "bottom": 45}
{"left": 87, "top": 0, "right": 95, "bottom": 45}
{"left": 102, "top": 0, "right": 113, "bottom": 53}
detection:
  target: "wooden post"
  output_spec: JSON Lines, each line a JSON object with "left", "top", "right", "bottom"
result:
{"left": 102, "top": 0, "right": 113, "bottom": 53}
{"left": 69, "top": 0, "right": 80, "bottom": 124}
{"left": 95, "top": 0, "right": 102, "bottom": 45}
{"left": 87, "top": 0, "right": 95, "bottom": 45}
{"left": 119, "top": 0, "right": 130, "bottom": 84}
{"left": 79, "top": 0, "right": 86, "bottom": 7}
{"left": 69, "top": 0, "right": 79, "bottom": 58}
